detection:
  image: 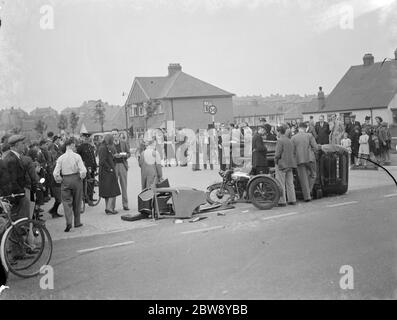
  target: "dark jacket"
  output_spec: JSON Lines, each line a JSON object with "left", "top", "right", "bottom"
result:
{"left": 0, "top": 159, "right": 12, "bottom": 196}
{"left": 98, "top": 142, "right": 121, "bottom": 198}
{"left": 252, "top": 133, "right": 267, "bottom": 168}
{"left": 315, "top": 121, "right": 330, "bottom": 145}
{"left": 275, "top": 136, "right": 297, "bottom": 170}
{"left": 77, "top": 142, "right": 97, "bottom": 172}
{"left": 3, "top": 151, "right": 29, "bottom": 194}
{"left": 111, "top": 140, "right": 130, "bottom": 171}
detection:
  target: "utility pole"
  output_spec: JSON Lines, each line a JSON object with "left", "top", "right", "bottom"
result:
{"left": 122, "top": 92, "right": 130, "bottom": 142}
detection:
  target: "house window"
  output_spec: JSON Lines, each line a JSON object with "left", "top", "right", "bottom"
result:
{"left": 157, "top": 103, "right": 163, "bottom": 114}
{"left": 392, "top": 110, "right": 397, "bottom": 125}
{"left": 138, "top": 106, "right": 144, "bottom": 116}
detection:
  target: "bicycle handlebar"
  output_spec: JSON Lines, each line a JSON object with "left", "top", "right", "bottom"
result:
{"left": 0, "top": 193, "right": 26, "bottom": 200}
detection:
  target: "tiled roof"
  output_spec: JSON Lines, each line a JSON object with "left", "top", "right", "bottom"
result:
{"left": 130, "top": 68, "right": 233, "bottom": 103}
{"left": 319, "top": 60, "right": 397, "bottom": 112}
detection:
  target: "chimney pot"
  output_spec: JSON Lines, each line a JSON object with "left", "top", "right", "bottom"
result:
{"left": 318, "top": 86, "right": 325, "bottom": 109}
{"left": 363, "top": 53, "right": 374, "bottom": 66}
{"left": 168, "top": 63, "right": 182, "bottom": 76}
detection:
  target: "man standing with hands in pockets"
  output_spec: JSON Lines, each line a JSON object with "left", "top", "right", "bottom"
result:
{"left": 53, "top": 138, "right": 87, "bottom": 232}
{"left": 111, "top": 129, "right": 131, "bottom": 211}
{"left": 291, "top": 122, "right": 319, "bottom": 202}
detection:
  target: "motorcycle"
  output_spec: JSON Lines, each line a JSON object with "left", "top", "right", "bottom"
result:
{"left": 206, "top": 169, "right": 281, "bottom": 210}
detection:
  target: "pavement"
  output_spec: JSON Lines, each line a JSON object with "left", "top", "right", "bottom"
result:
{"left": 40, "top": 154, "right": 397, "bottom": 241}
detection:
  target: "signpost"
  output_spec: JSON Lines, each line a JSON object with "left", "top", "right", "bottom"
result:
{"left": 203, "top": 100, "right": 217, "bottom": 126}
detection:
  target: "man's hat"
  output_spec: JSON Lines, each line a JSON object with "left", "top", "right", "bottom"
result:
{"left": 8, "top": 135, "right": 25, "bottom": 146}
{"left": 365, "top": 116, "right": 371, "bottom": 121}
{"left": 52, "top": 135, "right": 60, "bottom": 142}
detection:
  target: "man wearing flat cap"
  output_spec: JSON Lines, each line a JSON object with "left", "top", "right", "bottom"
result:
{"left": 2, "top": 135, "right": 31, "bottom": 221}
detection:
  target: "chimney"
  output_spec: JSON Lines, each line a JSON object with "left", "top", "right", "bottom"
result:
{"left": 168, "top": 63, "right": 182, "bottom": 76}
{"left": 363, "top": 53, "right": 374, "bottom": 66}
{"left": 394, "top": 48, "right": 397, "bottom": 60}
{"left": 318, "top": 86, "right": 325, "bottom": 109}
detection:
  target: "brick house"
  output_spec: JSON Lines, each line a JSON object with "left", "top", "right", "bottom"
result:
{"left": 303, "top": 50, "right": 397, "bottom": 130}
{"left": 125, "top": 63, "right": 234, "bottom": 138}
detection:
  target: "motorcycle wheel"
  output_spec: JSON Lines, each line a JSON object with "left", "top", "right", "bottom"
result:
{"left": 248, "top": 177, "right": 280, "bottom": 210}
{"left": 206, "top": 183, "right": 235, "bottom": 205}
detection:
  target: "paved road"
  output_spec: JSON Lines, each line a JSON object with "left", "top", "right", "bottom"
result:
{"left": 2, "top": 184, "right": 397, "bottom": 300}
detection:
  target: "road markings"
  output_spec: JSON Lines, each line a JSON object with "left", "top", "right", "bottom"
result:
{"left": 326, "top": 201, "right": 358, "bottom": 208}
{"left": 262, "top": 212, "right": 300, "bottom": 222}
{"left": 384, "top": 193, "right": 397, "bottom": 198}
{"left": 77, "top": 241, "right": 135, "bottom": 254}
{"left": 181, "top": 225, "right": 225, "bottom": 235}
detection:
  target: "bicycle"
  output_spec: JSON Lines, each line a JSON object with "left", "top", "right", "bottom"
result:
{"left": 0, "top": 193, "right": 53, "bottom": 278}
{"left": 81, "top": 170, "right": 101, "bottom": 214}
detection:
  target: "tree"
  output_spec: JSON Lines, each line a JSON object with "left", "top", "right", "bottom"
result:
{"left": 144, "top": 99, "right": 161, "bottom": 130}
{"left": 69, "top": 112, "right": 79, "bottom": 134}
{"left": 35, "top": 119, "right": 47, "bottom": 136}
{"left": 57, "top": 114, "right": 68, "bottom": 132}
{"left": 93, "top": 102, "right": 105, "bottom": 133}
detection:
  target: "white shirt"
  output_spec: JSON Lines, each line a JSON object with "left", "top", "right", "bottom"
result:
{"left": 53, "top": 149, "right": 87, "bottom": 181}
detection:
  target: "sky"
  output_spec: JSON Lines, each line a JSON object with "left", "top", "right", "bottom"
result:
{"left": 0, "top": 0, "right": 396, "bottom": 111}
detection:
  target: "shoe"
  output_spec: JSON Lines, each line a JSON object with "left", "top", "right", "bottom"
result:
{"left": 288, "top": 202, "right": 297, "bottom": 205}
{"left": 304, "top": 199, "right": 312, "bottom": 202}
{"left": 51, "top": 212, "right": 63, "bottom": 219}
{"left": 74, "top": 223, "right": 83, "bottom": 228}
{"left": 278, "top": 203, "right": 287, "bottom": 207}
{"left": 105, "top": 209, "right": 113, "bottom": 215}
{"left": 123, "top": 207, "right": 130, "bottom": 211}
{"left": 112, "top": 210, "right": 119, "bottom": 214}
{"left": 64, "top": 225, "right": 72, "bottom": 232}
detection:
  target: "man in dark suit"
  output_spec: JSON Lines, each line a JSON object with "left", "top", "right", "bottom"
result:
{"left": 291, "top": 123, "right": 319, "bottom": 202}
{"left": 350, "top": 114, "right": 361, "bottom": 131}
{"left": 315, "top": 115, "right": 330, "bottom": 145}
{"left": 77, "top": 133, "right": 98, "bottom": 206}
{"left": 2, "top": 135, "right": 31, "bottom": 221}
{"left": 251, "top": 125, "right": 268, "bottom": 175}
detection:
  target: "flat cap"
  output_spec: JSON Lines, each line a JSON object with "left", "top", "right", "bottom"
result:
{"left": 8, "top": 134, "right": 25, "bottom": 146}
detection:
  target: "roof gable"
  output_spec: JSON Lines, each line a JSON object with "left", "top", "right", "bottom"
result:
{"left": 323, "top": 60, "right": 397, "bottom": 112}
{"left": 129, "top": 69, "right": 233, "bottom": 103}
{"left": 164, "top": 72, "right": 233, "bottom": 98}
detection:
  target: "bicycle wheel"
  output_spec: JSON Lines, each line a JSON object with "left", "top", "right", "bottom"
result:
{"left": 91, "top": 178, "right": 101, "bottom": 206}
{"left": 1, "top": 219, "right": 52, "bottom": 278}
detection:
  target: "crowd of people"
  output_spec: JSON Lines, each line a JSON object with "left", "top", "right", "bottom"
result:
{"left": 0, "top": 129, "right": 131, "bottom": 235}
{"left": 0, "top": 112, "right": 393, "bottom": 237}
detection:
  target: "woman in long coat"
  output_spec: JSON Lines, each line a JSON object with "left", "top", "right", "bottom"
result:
{"left": 98, "top": 134, "right": 121, "bottom": 215}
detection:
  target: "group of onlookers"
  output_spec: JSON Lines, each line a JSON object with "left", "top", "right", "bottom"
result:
{"left": 0, "top": 128, "right": 131, "bottom": 234}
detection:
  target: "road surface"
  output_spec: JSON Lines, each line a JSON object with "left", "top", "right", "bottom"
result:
{"left": 2, "top": 184, "right": 396, "bottom": 300}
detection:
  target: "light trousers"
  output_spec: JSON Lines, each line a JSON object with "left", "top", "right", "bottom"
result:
{"left": 296, "top": 162, "right": 316, "bottom": 201}
{"left": 115, "top": 163, "right": 128, "bottom": 208}
{"left": 275, "top": 167, "right": 296, "bottom": 205}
